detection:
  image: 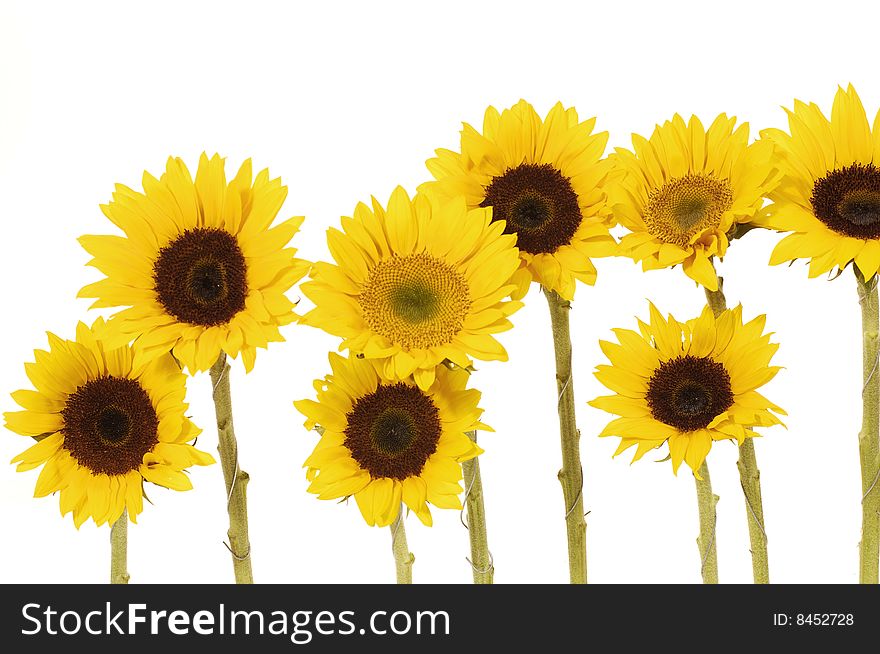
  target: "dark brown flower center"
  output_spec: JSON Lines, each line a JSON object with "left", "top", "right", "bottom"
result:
{"left": 344, "top": 383, "right": 441, "bottom": 480}
{"left": 646, "top": 355, "right": 733, "bottom": 432}
{"left": 481, "top": 163, "right": 582, "bottom": 254}
{"left": 153, "top": 228, "right": 248, "bottom": 326}
{"left": 61, "top": 376, "right": 159, "bottom": 475}
{"left": 811, "top": 163, "right": 880, "bottom": 239}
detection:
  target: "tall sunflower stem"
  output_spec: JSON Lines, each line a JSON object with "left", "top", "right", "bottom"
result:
{"left": 704, "top": 276, "right": 770, "bottom": 583}
{"left": 461, "top": 431, "right": 493, "bottom": 584}
{"left": 209, "top": 353, "right": 254, "bottom": 584}
{"left": 390, "top": 504, "right": 414, "bottom": 584}
{"left": 110, "top": 509, "right": 130, "bottom": 584}
{"left": 694, "top": 462, "right": 719, "bottom": 584}
{"left": 544, "top": 288, "right": 587, "bottom": 584}
{"left": 857, "top": 271, "right": 880, "bottom": 584}
{"left": 736, "top": 440, "right": 769, "bottom": 583}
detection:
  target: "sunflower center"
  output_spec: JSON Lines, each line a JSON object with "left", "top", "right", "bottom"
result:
{"left": 511, "top": 193, "right": 552, "bottom": 230}
{"left": 359, "top": 253, "right": 471, "bottom": 349}
{"left": 61, "top": 376, "right": 159, "bottom": 476}
{"left": 153, "top": 228, "right": 248, "bottom": 326}
{"left": 811, "top": 164, "right": 880, "bottom": 238}
{"left": 191, "top": 261, "right": 225, "bottom": 303}
{"left": 645, "top": 355, "right": 734, "bottom": 432}
{"left": 344, "top": 383, "right": 441, "bottom": 480}
{"left": 644, "top": 175, "right": 733, "bottom": 247}
{"left": 674, "top": 383, "right": 711, "bottom": 415}
{"left": 97, "top": 407, "right": 130, "bottom": 443}
{"left": 371, "top": 408, "right": 417, "bottom": 455}
{"left": 389, "top": 280, "right": 438, "bottom": 324}
{"left": 481, "top": 163, "right": 581, "bottom": 254}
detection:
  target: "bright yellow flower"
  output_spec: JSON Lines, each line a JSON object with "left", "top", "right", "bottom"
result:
{"left": 295, "top": 354, "right": 486, "bottom": 527}
{"left": 590, "top": 304, "right": 785, "bottom": 476}
{"left": 760, "top": 85, "right": 880, "bottom": 280}
{"left": 78, "top": 154, "right": 310, "bottom": 374}
{"left": 421, "top": 100, "right": 616, "bottom": 300}
{"left": 5, "top": 319, "right": 213, "bottom": 527}
{"left": 610, "top": 114, "right": 778, "bottom": 290}
{"left": 300, "top": 187, "right": 521, "bottom": 390}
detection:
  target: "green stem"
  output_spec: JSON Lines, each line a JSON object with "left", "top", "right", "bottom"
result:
{"left": 461, "top": 431, "right": 493, "bottom": 583}
{"left": 857, "top": 270, "right": 880, "bottom": 584}
{"left": 390, "top": 504, "right": 414, "bottom": 584}
{"left": 694, "top": 462, "right": 719, "bottom": 584}
{"left": 736, "top": 440, "right": 769, "bottom": 583}
{"left": 110, "top": 509, "right": 130, "bottom": 584}
{"left": 704, "top": 276, "right": 769, "bottom": 584}
{"left": 544, "top": 288, "right": 587, "bottom": 584}
{"left": 703, "top": 280, "right": 728, "bottom": 317}
{"left": 209, "top": 353, "right": 254, "bottom": 584}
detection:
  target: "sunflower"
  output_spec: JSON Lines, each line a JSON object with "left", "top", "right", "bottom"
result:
{"left": 610, "top": 114, "right": 778, "bottom": 291}
{"left": 77, "top": 153, "right": 310, "bottom": 374}
{"left": 5, "top": 319, "right": 213, "bottom": 527}
{"left": 300, "top": 187, "right": 521, "bottom": 390}
{"left": 589, "top": 303, "right": 785, "bottom": 476}
{"left": 421, "top": 100, "right": 616, "bottom": 300}
{"left": 294, "top": 354, "right": 486, "bottom": 527}
{"left": 759, "top": 85, "right": 880, "bottom": 279}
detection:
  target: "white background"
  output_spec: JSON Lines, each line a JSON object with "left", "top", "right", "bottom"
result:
{"left": 0, "top": 0, "right": 875, "bottom": 584}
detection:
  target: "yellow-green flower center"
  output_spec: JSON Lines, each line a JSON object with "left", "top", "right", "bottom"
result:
{"left": 359, "top": 253, "right": 471, "bottom": 349}
{"left": 389, "top": 280, "right": 439, "bottom": 324}
{"left": 644, "top": 175, "right": 733, "bottom": 247}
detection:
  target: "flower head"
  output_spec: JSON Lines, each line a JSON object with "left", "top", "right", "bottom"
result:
{"left": 78, "top": 154, "right": 310, "bottom": 373}
{"left": 610, "top": 114, "right": 778, "bottom": 290}
{"left": 300, "top": 187, "right": 521, "bottom": 390}
{"left": 422, "top": 100, "right": 616, "bottom": 300}
{"left": 760, "top": 85, "right": 880, "bottom": 280}
{"left": 590, "top": 304, "right": 785, "bottom": 476}
{"left": 295, "top": 354, "right": 486, "bottom": 527}
{"left": 5, "top": 319, "right": 213, "bottom": 527}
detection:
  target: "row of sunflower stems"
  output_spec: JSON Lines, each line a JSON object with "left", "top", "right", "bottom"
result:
{"left": 5, "top": 85, "right": 880, "bottom": 585}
